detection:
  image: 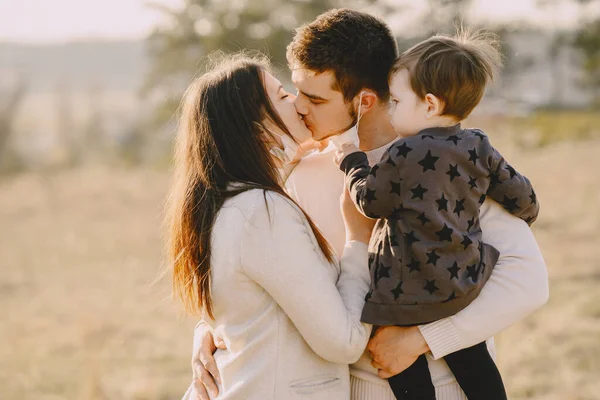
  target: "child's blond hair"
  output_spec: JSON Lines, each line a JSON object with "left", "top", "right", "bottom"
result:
{"left": 390, "top": 28, "right": 502, "bottom": 120}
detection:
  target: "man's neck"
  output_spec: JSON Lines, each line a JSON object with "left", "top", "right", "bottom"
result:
{"left": 357, "top": 105, "right": 398, "bottom": 152}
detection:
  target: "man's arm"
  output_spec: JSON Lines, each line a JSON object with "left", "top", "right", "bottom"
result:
{"left": 418, "top": 199, "right": 549, "bottom": 359}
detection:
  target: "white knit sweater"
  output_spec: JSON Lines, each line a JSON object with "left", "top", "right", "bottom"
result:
{"left": 184, "top": 188, "right": 372, "bottom": 399}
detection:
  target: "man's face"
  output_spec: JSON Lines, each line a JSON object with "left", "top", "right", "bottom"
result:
{"left": 291, "top": 67, "right": 355, "bottom": 141}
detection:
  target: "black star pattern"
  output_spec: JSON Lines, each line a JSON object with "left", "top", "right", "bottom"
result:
{"left": 461, "top": 234, "right": 473, "bottom": 250}
{"left": 385, "top": 156, "right": 396, "bottom": 167}
{"left": 466, "top": 217, "right": 476, "bottom": 232}
{"left": 389, "top": 233, "right": 400, "bottom": 247}
{"left": 529, "top": 189, "right": 537, "bottom": 205}
{"left": 474, "top": 131, "right": 486, "bottom": 140}
{"left": 501, "top": 196, "right": 520, "bottom": 212}
{"left": 505, "top": 165, "right": 517, "bottom": 179}
{"left": 436, "top": 193, "right": 449, "bottom": 211}
{"left": 410, "top": 184, "right": 428, "bottom": 200}
{"left": 416, "top": 212, "right": 430, "bottom": 226}
{"left": 453, "top": 198, "right": 466, "bottom": 217}
{"left": 407, "top": 259, "right": 420, "bottom": 273}
{"left": 391, "top": 281, "right": 404, "bottom": 300}
{"left": 468, "top": 148, "right": 479, "bottom": 165}
{"left": 443, "top": 291, "right": 457, "bottom": 303}
{"left": 424, "top": 279, "right": 439, "bottom": 294}
{"left": 375, "top": 264, "right": 391, "bottom": 285}
{"left": 466, "top": 264, "right": 479, "bottom": 282}
{"left": 479, "top": 194, "right": 486, "bottom": 204}
{"left": 418, "top": 150, "right": 439, "bottom": 172}
{"left": 446, "top": 164, "right": 461, "bottom": 182}
{"left": 395, "top": 143, "right": 413, "bottom": 159}
{"left": 435, "top": 223, "right": 454, "bottom": 242}
{"left": 371, "top": 164, "right": 380, "bottom": 178}
{"left": 489, "top": 172, "right": 502, "bottom": 187}
{"left": 421, "top": 134, "right": 434, "bottom": 140}
{"left": 426, "top": 250, "right": 441, "bottom": 266}
{"left": 446, "top": 135, "right": 462, "bottom": 145}
{"left": 365, "top": 189, "right": 377, "bottom": 203}
{"left": 447, "top": 262, "right": 460, "bottom": 279}
{"left": 404, "top": 231, "right": 420, "bottom": 246}
{"left": 390, "top": 181, "right": 401, "bottom": 196}
{"left": 468, "top": 175, "right": 478, "bottom": 189}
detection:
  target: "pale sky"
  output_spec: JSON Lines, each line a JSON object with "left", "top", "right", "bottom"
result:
{"left": 0, "top": 0, "right": 596, "bottom": 43}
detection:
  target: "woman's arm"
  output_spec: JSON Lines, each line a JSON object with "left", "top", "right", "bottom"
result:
{"left": 240, "top": 192, "right": 372, "bottom": 364}
{"left": 418, "top": 198, "right": 549, "bottom": 359}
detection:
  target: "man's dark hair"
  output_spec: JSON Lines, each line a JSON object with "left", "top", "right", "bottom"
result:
{"left": 286, "top": 8, "right": 398, "bottom": 102}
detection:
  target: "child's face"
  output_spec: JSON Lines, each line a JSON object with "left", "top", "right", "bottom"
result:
{"left": 388, "top": 69, "right": 429, "bottom": 138}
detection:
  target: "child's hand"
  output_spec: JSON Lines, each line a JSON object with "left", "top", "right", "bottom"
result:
{"left": 334, "top": 143, "right": 360, "bottom": 167}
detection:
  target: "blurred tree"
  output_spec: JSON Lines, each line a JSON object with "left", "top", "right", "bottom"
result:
{"left": 424, "top": 0, "right": 473, "bottom": 33}
{"left": 573, "top": 18, "right": 600, "bottom": 106}
{"left": 142, "top": 0, "right": 382, "bottom": 129}
{"left": 0, "top": 79, "right": 27, "bottom": 172}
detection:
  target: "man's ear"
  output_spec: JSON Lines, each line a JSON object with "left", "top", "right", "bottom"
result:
{"left": 356, "top": 91, "right": 378, "bottom": 116}
{"left": 424, "top": 93, "right": 444, "bottom": 118}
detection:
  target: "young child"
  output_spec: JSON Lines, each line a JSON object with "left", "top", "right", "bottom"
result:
{"left": 335, "top": 31, "right": 540, "bottom": 400}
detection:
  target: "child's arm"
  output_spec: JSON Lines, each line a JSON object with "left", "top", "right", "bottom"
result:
{"left": 484, "top": 141, "right": 540, "bottom": 225}
{"left": 337, "top": 142, "right": 404, "bottom": 219}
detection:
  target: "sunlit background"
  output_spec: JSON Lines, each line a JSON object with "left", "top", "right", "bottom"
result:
{"left": 1, "top": 1, "right": 599, "bottom": 399}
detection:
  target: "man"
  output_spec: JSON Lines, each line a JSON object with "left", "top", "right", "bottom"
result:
{"left": 189, "top": 9, "right": 548, "bottom": 400}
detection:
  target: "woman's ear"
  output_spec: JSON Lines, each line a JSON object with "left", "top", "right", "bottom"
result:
{"left": 356, "top": 91, "right": 378, "bottom": 117}
{"left": 424, "top": 93, "right": 444, "bottom": 118}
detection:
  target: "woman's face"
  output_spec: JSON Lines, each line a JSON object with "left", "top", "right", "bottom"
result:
{"left": 263, "top": 71, "right": 312, "bottom": 144}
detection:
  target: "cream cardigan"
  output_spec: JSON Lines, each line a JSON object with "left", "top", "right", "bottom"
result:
{"left": 185, "top": 189, "right": 372, "bottom": 399}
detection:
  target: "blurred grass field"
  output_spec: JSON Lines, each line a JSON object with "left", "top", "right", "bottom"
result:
{"left": 1, "top": 112, "right": 599, "bottom": 399}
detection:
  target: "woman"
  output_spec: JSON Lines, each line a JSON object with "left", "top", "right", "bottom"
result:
{"left": 166, "top": 53, "right": 374, "bottom": 399}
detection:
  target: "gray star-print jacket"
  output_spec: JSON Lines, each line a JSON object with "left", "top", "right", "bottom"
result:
{"left": 340, "top": 124, "right": 539, "bottom": 325}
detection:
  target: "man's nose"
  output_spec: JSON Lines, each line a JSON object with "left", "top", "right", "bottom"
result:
{"left": 294, "top": 96, "right": 308, "bottom": 116}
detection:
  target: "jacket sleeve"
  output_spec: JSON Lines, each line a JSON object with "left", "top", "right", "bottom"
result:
{"left": 485, "top": 140, "right": 540, "bottom": 225}
{"left": 240, "top": 192, "right": 372, "bottom": 364}
{"left": 339, "top": 147, "right": 405, "bottom": 219}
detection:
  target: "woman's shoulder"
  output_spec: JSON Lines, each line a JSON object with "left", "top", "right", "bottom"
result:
{"left": 225, "top": 188, "right": 301, "bottom": 219}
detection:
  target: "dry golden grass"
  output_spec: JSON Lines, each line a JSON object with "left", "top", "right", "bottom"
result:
{"left": 1, "top": 120, "right": 599, "bottom": 399}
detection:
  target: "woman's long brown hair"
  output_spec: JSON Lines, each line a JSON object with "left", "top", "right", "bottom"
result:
{"left": 166, "top": 53, "right": 334, "bottom": 319}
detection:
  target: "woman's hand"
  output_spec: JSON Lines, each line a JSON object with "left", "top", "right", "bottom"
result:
{"left": 340, "top": 185, "right": 375, "bottom": 244}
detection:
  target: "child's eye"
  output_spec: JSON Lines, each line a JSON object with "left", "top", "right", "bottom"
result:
{"left": 281, "top": 94, "right": 289, "bottom": 99}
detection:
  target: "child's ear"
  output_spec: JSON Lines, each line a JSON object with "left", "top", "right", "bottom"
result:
{"left": 424, "top": 93, "right": 444, "bottom": 118}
